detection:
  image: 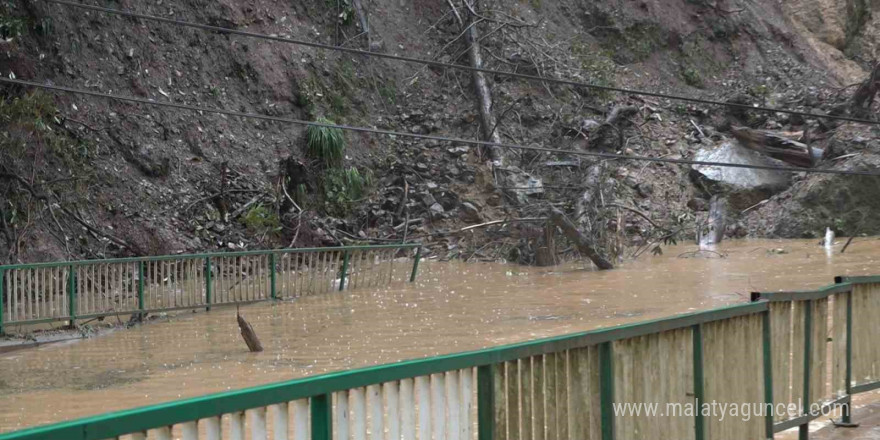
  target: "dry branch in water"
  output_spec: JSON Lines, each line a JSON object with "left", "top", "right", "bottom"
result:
{"left": 236, "top": 308, "right": 264, "bottom": 352}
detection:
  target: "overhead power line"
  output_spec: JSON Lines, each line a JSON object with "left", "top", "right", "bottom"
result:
{"left": 2, "top": 77, "right": 878, "bottom": 177}
{"left": 46, "top": 0, "right": 880, "bottom": 127}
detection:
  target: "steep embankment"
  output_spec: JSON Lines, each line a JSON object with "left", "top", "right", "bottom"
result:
{"left": 0, "top": 0, "right": 878, "bottom": 265}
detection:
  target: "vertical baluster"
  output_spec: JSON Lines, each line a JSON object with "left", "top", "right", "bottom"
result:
{"left": 336, "top": 391, "right": 351, "bottom": 440}
{"left": 154, "top": 426, "right": 172, "bottom": 440}
{"left": 461, "top": 368, "right": 474, "bottom": 440}
{"left": 352, "top": 387, "right": 367, "bottom": 440}
{"left": 272, "top": 403, "right": 289, "bottom": 440}
{"left": 401, "top": 379, "right": 416, "bottom": 440}
{"left": 32, "top": 268, "right": 38, "bottom": 320}
{"left": 38, "top": 268, "right": 44, "bottom": 319}
{"left": 318, "top": 252, "right": 327, "bottom": 293}
{"left": 98, "top": 263, "right": 105, "bottom": 314}
{"left": 386, "top": 381, "right": 400, "bottom": 440}
{"left": 368, "top": 384, "right": 384, "bottom": 440}
{"left": 181, "top": 421, "right": 198, "bottom": 440}
{"left": 417, "top": 376, "right": 431, "bottom": 439}
{"left": 293, "top": 399, "right": 309, "bottom": 440}
{"left": 248, "top": 407, "right": 268, "bottom": 440}
{"left": 10, "top": 270, "right": 16, "bottom": 322}
{"left": 313, "top": 252, "right": 320, "bottom": 295}
{"left": 46, "top": 268, "right": 53, "bottom": 318}
{"left": 25, "top": 268, "right": 31, "bottom": 320}
{"left": 370, "top": 251, "right": 379, "bottom": 288}
{"left": 432, "top": 373, "right": 446, "bottom": 440}
{"left": 157, "top": 260, "right": 164, "bottom": 309}
{"left": 447, "top": 370, "right": 461, "bottom": 440}
{"left": 75, "top": 266, "right": 82, "bottom": 317}
{"left": 204, "top": 416, "right": 221, "bottom": 440}
{"left": 229, "top": 411, "right": 245, "bottom": 440}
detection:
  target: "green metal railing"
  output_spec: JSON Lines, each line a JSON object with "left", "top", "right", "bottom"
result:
{"left": 0, "top": 275, "right": 878, "bottom": 440}
{"left": 0, "top": 244, "right": 422, "bottom": 334}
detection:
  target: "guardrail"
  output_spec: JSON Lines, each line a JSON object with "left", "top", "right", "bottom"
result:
{"left": 0, "top": 244, "right": 422, "bottom": 334}
{"left": 753, "top": 275, "right": 880, "bottom": 437}
{"left": 0, "top": 275, "right": 877, "bottom": 440}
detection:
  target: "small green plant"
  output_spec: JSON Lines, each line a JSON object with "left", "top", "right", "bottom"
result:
{"left": 307, "top": 117, "right": 345, "bottom": 168}
{"left": 295, "top": 183, "right": 308, "bottom": 207}
{"left": 0, "top": 17, "right": 25, "bottom": 40}
{"left": 240, "top": 203, "right": 281, "bottom": 235}
{"left": 321, "top": 166, "right": 372, "bottom": 216}
{"left": 681, "top": 66, "right": 704, "bottom": 88}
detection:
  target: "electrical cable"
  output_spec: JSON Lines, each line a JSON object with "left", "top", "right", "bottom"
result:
{"left": 3, "top": 77, "right": 878, "bottom": 177}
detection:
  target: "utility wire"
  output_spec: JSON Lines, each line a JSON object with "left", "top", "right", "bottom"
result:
{"left": 3, "top": 77, "right": 879, "bottom": 177}
{"left": 46, "top": 0, "right": 880, "bottom": 127}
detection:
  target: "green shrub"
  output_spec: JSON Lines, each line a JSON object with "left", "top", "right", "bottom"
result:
{"left": 240, "top": 203, "right": 281, "bottom": 235}
{"left": 307, "top": 117, "right": 345, "bottom": 168}
{"left": 321, "top": 166, "right": 372, "bottom": 216}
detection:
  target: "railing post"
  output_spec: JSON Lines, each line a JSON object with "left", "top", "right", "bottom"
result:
{"left": 205, "top": 257, "right": 212, "bottom": 312}
{"left": 311, "top": 393, "right": 332, "bottom": 440}
{"left": 843, "top": 279, "right": 856, "bottom": 426}
{"left": 800, "top": 300, "right": 813, "bottom": 440}
{"left": 762, "top": 311, "right": 774, "bottom": 440}
{"left": 270, "top": 253, "right": 277, "bottom": 300}
{"left": 339, "top": 250, "right": 350, "bottom": 291}
{"left": 0, "top": 268, "right": 5, "bottom": 336}
{"left": 477, "top": 364, "right": 494, "bottom": 440}
{"left": 692, "top": 324, "right": 705, "bottom": 440}
{"left": 409, "top": 246, "right": 422, "bottom": 283}
{"left": 67, "top": 265, "right": 76, "bottom": 328}
{"left": 138, "top": 261, "right": 145, "bottom": 317}
{"left": 599, "top": 341, "right": 615, "bottom": 440}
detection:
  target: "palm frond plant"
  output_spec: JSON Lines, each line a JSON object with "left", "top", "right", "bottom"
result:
{"left": 307, "top": 117, "right": 345, "bottom": 168}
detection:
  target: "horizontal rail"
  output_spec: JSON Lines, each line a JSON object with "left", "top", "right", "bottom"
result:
{"left": 1, "top": 300, "right": 269, "bottom": 327}
{"left": 772, "top": 395, "right": 850, "bottom": 433}
{"left": 0, "top": 244, "right": 420, "bottom": 271}
{"left": 835, "top": 275, "right": 880, "bottom": 284}
{"left": 0, "top": 301, "right": 766, "bottom": 440}
{"left": 852, "top": 380, "right": 880, "bottom": 394}
{"left": 755, "top": 283, "right": 853, "bottom": 301}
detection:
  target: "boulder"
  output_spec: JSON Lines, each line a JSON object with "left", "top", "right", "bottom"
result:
{"left": 691, "top": 142, "right": 792, "bottom": 211}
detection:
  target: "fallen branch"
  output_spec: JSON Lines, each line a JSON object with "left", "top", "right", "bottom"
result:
{"left": 840, "top": 236, "right": 856, "bottom": 254}
{"left": 549, "top": 208, "right": 614, "bottom": 270}
{"left": 236, "top": 307, "right": 263, "bottom": 352}
{"left": 601, "top": 203, "right": 665, "bottom": 231}
{"left": 456, "top": 217, "right": 547, "bottom": 233}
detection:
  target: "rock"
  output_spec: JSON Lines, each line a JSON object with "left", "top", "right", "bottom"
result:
{"left": 460, "top": 202, "right": 482, "bottom": 223}
{"left": 496, "top": 166, "right": 544, "bottom": 205}
{"left": 636, "top": 182, "right": 654, "bottom": 198}
{"left": 687, "top": 197, "right": 709, "bottom": 211}
{"left": 580, "top": 119, "right": 601, "bottom": 132}
{"left": 447, "top": 146, "right": 470, "bottom": 156}
{"left": 692, "top": 142, "right": 790, "bottom": 190}
{"left": 429, "top": 203, "right": 445, "bottom": 215}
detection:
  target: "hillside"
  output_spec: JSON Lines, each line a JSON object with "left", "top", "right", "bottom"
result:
{"left": 1, "top": 0, "right": 879, "bottom": 265}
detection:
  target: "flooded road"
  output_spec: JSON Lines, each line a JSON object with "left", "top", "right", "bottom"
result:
{"left": 1, "top": 238, "right": 879, "bottom": 432}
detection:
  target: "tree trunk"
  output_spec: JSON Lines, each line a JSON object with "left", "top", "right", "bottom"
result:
{"left": 549, "top": 208, "right": 614, "bottom": 270}
{"left": 464, "top": 1, "right": 504, "bottom": 165}
{"left": 535, "top": 222, "right": 559, "bottom": 267}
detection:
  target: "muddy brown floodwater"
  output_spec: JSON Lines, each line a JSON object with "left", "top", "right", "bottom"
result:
{"left": 2, "top": 238, "right": 879, "bottom": 432}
